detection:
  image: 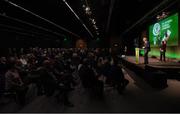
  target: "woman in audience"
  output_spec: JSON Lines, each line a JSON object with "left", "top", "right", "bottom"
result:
{"left": 5, "top": 63, "right": 28, "bottom": 105}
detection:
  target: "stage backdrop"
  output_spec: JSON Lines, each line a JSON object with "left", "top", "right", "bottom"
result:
{"left": 147, "top": 13, "right": 180, "bottom": 59}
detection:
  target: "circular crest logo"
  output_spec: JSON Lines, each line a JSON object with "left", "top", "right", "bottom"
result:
{"left": 153, "top": 23, "right": 160, "bottom": 36}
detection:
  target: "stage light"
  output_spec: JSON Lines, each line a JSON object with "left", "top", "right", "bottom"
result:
{"left": 85, "top": 7, "right": 91, "bottom": 15}
{"left": 62, "top": 0, "right": 93, "bottom": 38}
{"left": 81, "top": 0, "right": 100, "bottom": 37}
{"left": 84, "top": 5, "right": 92, "bottom": 15}
{"left": 156, "top": 15, "right": 160, "bottom": 20}
{"left": 114, "top": 43, "right": 119, "bottom": 47}
{"left": 93, "top": 25, "right": 97, "bottom": 28}
{"left": 92, "top": 19, "right": 96, "bottom": 24}
{"left": 162, "top": 12, "right": 166, "bottom": 17}
{"left": 82, "top": 4, "right": 86, "bottom": 8}
{"left": 156, "top": 11, "right": 169, "bottom": 20}
{"left": 85, "top": 7, "right": 90, "bottom": 12}
{"left": 96, "top": 32, "right": 99, "bottom": 35}
{"left": 86, "top": 11, "right": 92, "bottom": 15}
{"left": 94, "top": 25, "right": 98, "bottom": 30}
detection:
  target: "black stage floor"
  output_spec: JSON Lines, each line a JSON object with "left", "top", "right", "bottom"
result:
{"left": 122, "top": 56, "right": 180, "bottom": 73}
{"left": 121, "top": 56, "right": 180, "bottom": 88}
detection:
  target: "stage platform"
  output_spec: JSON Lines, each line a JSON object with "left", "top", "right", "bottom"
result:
{"left": 122, "top": 56, "right": 180, "bottom": 73}
{"left": 121, "top": 56, "right": 180, "bottom": 88}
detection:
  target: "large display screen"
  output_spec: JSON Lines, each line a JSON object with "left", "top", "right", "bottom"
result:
{"left": 149, "top": 13, "right": 179, "bottom": 47}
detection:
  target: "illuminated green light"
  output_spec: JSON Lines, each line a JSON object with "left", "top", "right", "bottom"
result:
{"left": 149, "top": 48, "right": 180, "bottom": 58}
{"left": 139, "top": 47, "right": 180, "bottom": 59}
{"left": 140, "top": 13, "right": 180, "bottom": 59}
{"left": 149, "top": 13, "right": 179, "bottom": 47}
{"left": 140, "top": 49, "right": 144, "bottom": 55}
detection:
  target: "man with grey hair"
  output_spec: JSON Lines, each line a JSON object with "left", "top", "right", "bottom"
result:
{"left": 143, "top": 37, "right": 150, "bottom": 64}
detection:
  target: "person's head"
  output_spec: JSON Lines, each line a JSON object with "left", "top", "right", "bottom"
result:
{"left": 162, "top": 40, "right": 164, "bottom": 44}
{"left": 143, "top": 37, "right": 147, "bottom": 42}
{"left": 165, "top": 31, "right": 168, "bottom": 37}
{"left": 43, "top": 60, "right": 51, "bottom": 68}
{"left": 98, "top": 57, "right": 103, "bottom": 63}
{"left": 162, "top": 40, "right": 166, "bottom": 45}
{"left": 0, "top": 57, "right": 6, "bottom": 63}
{"left": 82, "top": 58, "right": 89, "bottom": 66}
{"left": 8, "top": 57, "right": 16, "bottom": 65}
{"left": 72, "top": 53, "right": 78, "bottom": 57}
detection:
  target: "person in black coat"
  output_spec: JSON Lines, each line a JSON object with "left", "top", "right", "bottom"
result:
{"left": 79, "top": 58, "right": 96, "bottom": 89}
{"left": 143, "top": 37, "right": 150, "bottom": 64}
{"left": 109, "top": 57, "right": 129, "bottom": 94}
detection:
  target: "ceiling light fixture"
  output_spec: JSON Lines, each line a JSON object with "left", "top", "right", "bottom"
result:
{"left": 62, "top": 0, "right": 94, "bottom": 38}
{"left": 156, "top": 11, "right": 169, "bottom": 20}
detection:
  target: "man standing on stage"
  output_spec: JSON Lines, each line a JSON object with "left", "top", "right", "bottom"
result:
{"left": 143, "top": 37, "right": 150, "bottom": 64}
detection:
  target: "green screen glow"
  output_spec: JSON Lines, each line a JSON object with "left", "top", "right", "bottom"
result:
{"left": 147, "top": 13, "right": 180, "bottom": 59}
{"left": 149, "top": 13, "right": 179, "bottom": 47}
{"left": 140, "top": 48, "right": 180, "bottom": 58}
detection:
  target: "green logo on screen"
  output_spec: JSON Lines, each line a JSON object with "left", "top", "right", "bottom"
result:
{"left": 153, "top": 23, "right": 161, "bottom": 36}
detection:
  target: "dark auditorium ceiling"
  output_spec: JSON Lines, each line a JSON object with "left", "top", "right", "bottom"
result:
{"left": 0, "top": 0, "right": 176, "bottom": 41}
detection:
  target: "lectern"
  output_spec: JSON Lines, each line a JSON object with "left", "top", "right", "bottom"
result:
{"left": 135, "top": 48, "right": 140, "bottom": 64}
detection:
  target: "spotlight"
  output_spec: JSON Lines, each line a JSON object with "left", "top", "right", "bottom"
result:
{"left": 82, "top": 4, "right": 86, "bottom": 8}
{"left": 156, "top": 11, "right": 169, "bottom": 20}
{"left": 92, "top": 19, "right": 96, "bottom": 24}
{"left": 162, "top": 12, "right": 167, "bottom": 18}
{"left": 89, "top": 18, "right": 96, "bottom": 24}
{"left": 93, "top": 25, "right": 98, "bottom": 30}
{"left": 85, "top": 7, "right": 90, "bottom": 12}
{"left": 85, "top": 6, "right": 92, "bottom": 15}
{"left": 86, "top": 11, "right": 92, "bottom": 15}
{"left": 156, "top": 15, "right": 160, "bottom": 20}
{"left": 114, "top": 43, "right": 119, "bottom": 47}
{"left": 94, "top": 26, "right": 98, "bottom": 30}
